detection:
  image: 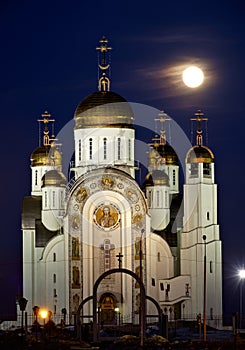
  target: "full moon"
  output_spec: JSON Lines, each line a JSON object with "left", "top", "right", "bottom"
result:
{"left": 182, "top": 66, "right": 204, "bottom": 88}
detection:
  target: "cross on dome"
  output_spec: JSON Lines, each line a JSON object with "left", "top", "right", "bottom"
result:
{"left": 96, "top": 36, "right": 112, "bottom": 92}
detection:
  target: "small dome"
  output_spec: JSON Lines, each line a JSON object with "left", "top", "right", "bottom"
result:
{"left": 186, "top": 145, "right": 214, "bottom": 163}
{"left": 74, "top": 91, "right": 134, "bottom": 129}
{"left": 148, "top": 144, "right": 178, "bottom": 166}
{"left": 41, "top": 170, "right": 66, "bottom": 188}
{"left": 144, "top": 170, "right": 169, "bottom": 187}
{"left": 31, "top": 145, "right": 62, "bottom": 167}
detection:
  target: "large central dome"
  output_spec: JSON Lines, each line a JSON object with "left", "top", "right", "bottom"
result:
{"left": 74, "top": 91, "right": 134, "bottom": 129}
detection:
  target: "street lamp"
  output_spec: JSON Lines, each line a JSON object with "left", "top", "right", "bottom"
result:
{"left": 114, "top": 307, "right": 120, "bottom": 325}
{"left": 18, "top": 297, "right": 28, "bottom": 337}
{"left": 40, "top": 309, "right": 48, "bottom": 327}
{"left": 239, "top": 269, "right": 245, "bottom": 329}
{"left": 32, "top": 306, "right": 40, "bottom": 341}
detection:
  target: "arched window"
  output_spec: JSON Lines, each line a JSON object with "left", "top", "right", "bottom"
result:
{"left": 156, "top": 191, "right": 160, "bottom": 207}
{"left": 78, "top": 139, "right": 81, "bottom": 161}
{"left": 117, "top": 138, "right": 121, "bottom": 160}
{"left": 165, "top": 191, "right": 168, "bottom": 207}
{"left": 148, "top": 190, "right": 152, "bottom": 208}
{"left": 53, "top": 252, "right": 56, "bottom": 262}
{"left": 52, "top": 191, "right": 55, "bottom": 207}
{"left": 103, "top": 138, "right": 107, "bottom": 160}
{"left": 89, "top": 138, "right": 93, "bottom": 160}
{"left": 44, "top": 191, "right": 48, "bottom": 208}
{"left": 128, "top": 139, "right": 131, "bottom": 161}
{"left": 35, "top": 170, "right": 38, "bottom": 186}
{"left": 53, "top": 274, "right": 56, "bottom": 283}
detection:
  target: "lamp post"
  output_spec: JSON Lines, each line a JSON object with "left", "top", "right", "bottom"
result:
{"left": 202, "top": 235, "right": 207, "bottom": 342}
{"left": 40, "top": 309, "right": 48, "bottom": 335}
{"left": 18, "top": 297, "right": 28, "bottom": 338}
{"left": 32, "top": 306, "right": 40, "bottom": 341}
{"left": 239, "top": 269, "right": 245, "bottom": 329}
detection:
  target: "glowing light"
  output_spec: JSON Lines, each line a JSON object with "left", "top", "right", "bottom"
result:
{"left": 239, "top": 270, "right": 245, "bottom": 279}
{"left": 182, "top": 66, "right": 204, "bottom": 88}
{"left": 40, "top": 309, "right": 48, "bottom": 319}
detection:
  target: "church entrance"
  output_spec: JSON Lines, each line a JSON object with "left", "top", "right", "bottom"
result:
{"left": 100, "top": 293, "right": 117, "bottom": 324}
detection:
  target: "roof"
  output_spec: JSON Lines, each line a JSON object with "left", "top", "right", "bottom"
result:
{"left": 186, "top": 145, "right": 214, "bottom": 163}
{"left": 74, "top": 91, "right": 134, "bottom": 129}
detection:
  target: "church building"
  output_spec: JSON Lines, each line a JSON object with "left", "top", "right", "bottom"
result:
{"left": 22, "top": 37, "right": 222, "bottom": 328}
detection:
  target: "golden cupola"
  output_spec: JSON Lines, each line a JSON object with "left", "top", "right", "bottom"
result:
{"left": 186, "top": 109, "right": 214, "bottom": 164}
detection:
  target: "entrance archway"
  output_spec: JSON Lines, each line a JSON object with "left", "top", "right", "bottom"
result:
{"left": 92, "top": 268, "right": 146, "bottom": 346}
{"left": 99, "top": 293, "right": 117, "bottom": 324}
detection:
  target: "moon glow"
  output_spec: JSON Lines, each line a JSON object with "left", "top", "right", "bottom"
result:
{"left": 182, "top": 66, "right": 204, "bottom": 88}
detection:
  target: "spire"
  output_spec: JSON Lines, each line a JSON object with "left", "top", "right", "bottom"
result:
{"left": 96, "top": 36, "right": 112, "bottom": 92}
{"left": 37, "top": 111, "right": 55, "bottom": 146}
{"left": 190, "top": 109, "right": 208, "bottom": 146}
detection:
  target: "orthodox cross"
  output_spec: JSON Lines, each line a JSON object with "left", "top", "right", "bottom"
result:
{"left": 190, "top": 109, "right": 208, "bottom": 146}
{"left": 100, "top": 239, "right": 115, "bottom": 276}
{"left": 116, "top": 252, "right": 123, "bottom": 269}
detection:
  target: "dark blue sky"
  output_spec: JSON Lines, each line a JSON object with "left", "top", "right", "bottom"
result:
{"left": 0, "top": 0, "right": 244, "bottom": 319}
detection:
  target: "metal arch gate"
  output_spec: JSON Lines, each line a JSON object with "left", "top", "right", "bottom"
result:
{"left": 93, "top": 268, "right": 146, "bottom": 346}
{"left": 76, "top": 268, "right": 163, "bottom": 346}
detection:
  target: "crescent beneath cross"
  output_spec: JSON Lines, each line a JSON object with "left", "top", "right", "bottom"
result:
{"left": 99, "top": 64, "right": 110, "bottom": 70}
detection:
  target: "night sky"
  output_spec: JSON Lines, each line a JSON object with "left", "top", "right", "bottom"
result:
{"left": 0, "top": 0, "right": 245, "bottom": 319}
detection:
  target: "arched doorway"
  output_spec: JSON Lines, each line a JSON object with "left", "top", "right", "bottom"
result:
{"left": 99, "top": 293, "right": 117, "bottom": 324}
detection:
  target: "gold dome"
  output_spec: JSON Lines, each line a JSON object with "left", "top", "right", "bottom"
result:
{"left": 31, "top": 144, "right": 62, "bottom": 167}
{"left": 144, "top": 170, "right": 169, "bottom": 187}
{"left": 186, "top": 145, "right": 214, "bottom": 164}
{"left": 74, "top": 91, "right": 134, "bottom": 129}
{"left": 41, "top": 170, "right": 66, "bottom": 188}
{"left": 148, "top": 144, "right": 178, "bottom": 166}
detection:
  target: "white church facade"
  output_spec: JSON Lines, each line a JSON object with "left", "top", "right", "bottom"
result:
{"left": 22, "top": 38, "right": 222, "bottom": 328}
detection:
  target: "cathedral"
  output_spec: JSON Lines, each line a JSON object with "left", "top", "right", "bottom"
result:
{"left": 22, "top": 37, "right": 222, "bottom": 328}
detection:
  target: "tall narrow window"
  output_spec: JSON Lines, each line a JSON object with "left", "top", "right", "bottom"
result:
{"left": 148, "top": 190, "right": 152, "bottom": 208}
{"left": 52, "top": 191, "right": 55, "bottom": 207}
{"left": 44, "top": 191, "right": 48, "bottom": 208}
{"left": 117, "top": 138, "right": 121, "bottom": 160}
{"left": 190, "top": 163, "right": 198, "bottom": 177}
{"left": 78, "top": 139, "right": 81, "bottom": 161}
{"left": 89, "top": 138, "right": 93, "bottom": 160}
{"left": 103, "top": 138, "right": 107, "bottom": 160}
{"left": 60, "top": 191, "right": 64, "bottom": 208}
{"left": 54, "top": 305, "right": 57, "bottom": 314}
{"left": 165, "top": 191, "right": 168, "bottom": 207}
{"left": 160, "top": 282, "right": 164, "bottom": 291}
{"left": 53, "top": 253, "right": 56, "bottom": 262}
{"left": 53, "top": 274, "right": 56, "bottom": 283}
{"left": 128, "top": 139, "right": 131, "bottom": 161}
{"left": 156, "top": 191, "right": 160, "bottom": 207}
{"left": 207, "top": 211, "right": 210, "bottom": 220}
{"left": 210, "top": 261, "right": 213, "bottom": 273}
{"left": 203, "top": 163, "right": 211, "bottom": 177}
{"left": 158, "top": 252, "right": 161, "bottom": 262}
{"left": 35, "top": 170, "right": 38, "bottom": 186}
{"left": 53, "top": 288, "right": 57, "bottom": 297}
{"left": 173, "top": 169, "right": 176, "bottom": 186}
